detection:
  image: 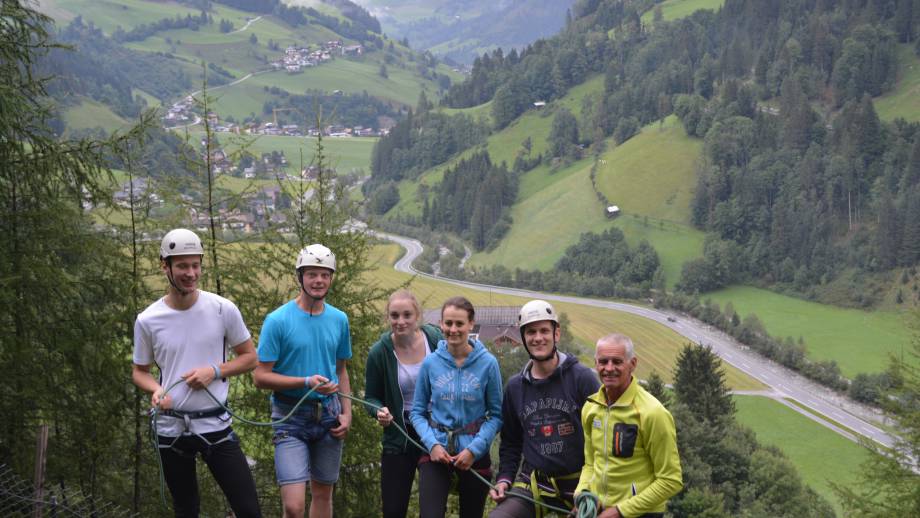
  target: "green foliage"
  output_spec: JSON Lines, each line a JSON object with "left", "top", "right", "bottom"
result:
{"left": 113, "top": 11, "right": 211, "bottom": 42}
{"left": 670, "top": 348, "right": 835, "bottom": 517}
{"left": 368, "top": 181, "right": 400, "bottom": 214}
{"left": 425, "top": 151, "right": 517, "bottom": 250}
{"left": 0, "top": 1, "right": 155, "bottom": 511}
{"left": 556, "top": 228, "right": 661, "bottom": 286}
{"left": 835, "top": 313, "right": 920, "bottom": 517}
{"left": 369, "top": 110, "right": 488, "bottom": 184}
{"left": 673, "top": 344, "right": 735, "bottom": 431}
{"left": 50, "top": 17, "right": 205, "bottom": 118}
{"left": 548, "top": 107, "right": 581, "bottom": 159}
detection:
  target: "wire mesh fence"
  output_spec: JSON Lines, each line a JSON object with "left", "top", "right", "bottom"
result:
{"left": 0, "top": 464, "right": 136, "bottom": 518}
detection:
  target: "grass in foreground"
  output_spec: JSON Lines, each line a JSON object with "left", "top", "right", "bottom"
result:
{"left": 708, "top": 285, "right": 912, "bottom": 377}
{"left": 734, "top": 395, "right": 872, "bottom": 515}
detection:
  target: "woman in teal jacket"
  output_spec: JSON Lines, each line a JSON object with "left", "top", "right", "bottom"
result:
{"left": 410, "top": 296, "right": 503, "bottom": 518}
{"left": 364, "top": 289, "right": 443, "bottom": 518}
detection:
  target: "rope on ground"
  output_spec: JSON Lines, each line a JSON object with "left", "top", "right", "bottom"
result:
{"left": 151, "top": 380, "right": 595, "bottom": 517}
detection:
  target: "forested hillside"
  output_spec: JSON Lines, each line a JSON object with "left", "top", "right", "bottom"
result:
{"left": 374, "top": 0, "right": 920, "bottom": 309}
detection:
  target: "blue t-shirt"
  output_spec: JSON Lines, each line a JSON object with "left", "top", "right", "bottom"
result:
{"left": 258, "top": 300, "right": 352, "bottom": 401}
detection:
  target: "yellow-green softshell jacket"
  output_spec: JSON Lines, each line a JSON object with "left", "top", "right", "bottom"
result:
{"left": 574, "top": 378, "right": 683, "bottom": 517}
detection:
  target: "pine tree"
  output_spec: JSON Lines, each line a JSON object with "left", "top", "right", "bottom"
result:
{"left": 901, "top": 190, "right": 920, "bottom": 265}
{"left": 673, "top": 344, "right": 735, "bottom": 432}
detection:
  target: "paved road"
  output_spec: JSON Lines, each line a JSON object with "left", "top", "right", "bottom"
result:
{"left": 377, "top": 232, "right": 897, "bottom": 448}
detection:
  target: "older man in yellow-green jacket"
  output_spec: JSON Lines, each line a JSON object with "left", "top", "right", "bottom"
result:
{"left": 574, "top": 333, "right": 682, "bottom": 518}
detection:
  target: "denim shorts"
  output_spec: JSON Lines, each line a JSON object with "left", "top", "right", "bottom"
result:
{"left": 271, "top": 396, "right": 343, "bottom": 485}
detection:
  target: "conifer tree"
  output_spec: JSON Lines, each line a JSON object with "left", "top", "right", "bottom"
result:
{"left": 0, "top": 0, "right": 153, "bottom": 506}
{"left": 673, "top": 344, "right": 735, "bottom": 432}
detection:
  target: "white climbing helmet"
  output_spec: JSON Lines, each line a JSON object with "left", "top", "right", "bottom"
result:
{"left": 518, "top": 300, "right": 558, "bottom": 329}
{"left": 296, "top": 243, "right": 336, "bottom": 272}
{"left": 160, "top": 228, "right": 203, "bottom": 259}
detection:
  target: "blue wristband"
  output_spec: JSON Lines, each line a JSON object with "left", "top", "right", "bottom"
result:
{"left": 211, "top": 364, "right": 221, "bottom": 379}
{"left": 305, "top": 376, "right": 311, "bottom": 388}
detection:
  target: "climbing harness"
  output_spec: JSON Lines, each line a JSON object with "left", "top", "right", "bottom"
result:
{"left": 150, "top": 379, "right": 599, "bottom": 517}
{"left": 428, "top": 416, "right": 484, "bottom": 455}
{"left": 511, "top": 469, "right": 581, "bottom": 518}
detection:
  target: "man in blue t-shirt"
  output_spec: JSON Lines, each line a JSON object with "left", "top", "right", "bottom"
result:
{"left": 254, "top": 244, "right": 352, "bottom": 518}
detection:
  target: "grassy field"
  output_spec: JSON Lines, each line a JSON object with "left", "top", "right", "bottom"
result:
{"left": 183, "top": 130, "right": 376, "bottom": 174}
{"left": 611, "top": 215, "right": 705, "bottom": 289}
{"left": 132, "top": 88, "right": 161, "bottom": 108}
{"left": 595, "top": 116, "right": 700, "bottom": 224}
{"left": 40, "top": 0, "right": 201, "bottom": 33}
{"left": 734, "top": 395, "right": 872, "bottom": 515}
{"left": 440, "top": 100, "right": 493, "bottom": 126}
{"left": 875, "top": 43, "right": 920, "bottom": 122}
{"left": 369, "top": 244, "right": 764, "bottom": 390}
{"left": 471, "top": 158, "right": 610, "bottom": 270}
{"left": 245, "top": 58, "right": 437, "bottom": 107}
{"left": 62, "top": 98, "right": 131, "bottom": 133}
{"left": 708, "top": 285, "right": 913, "bottom": 377}
{"left": 641, "top": 0, "right": 726, "bottom": 24}
{"left": 471, "top": 113, "right": 705, "bottom": 287}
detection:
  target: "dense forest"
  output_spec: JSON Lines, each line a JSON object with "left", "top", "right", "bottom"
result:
{"left": 425, "top": 151, "right": 517, "bottom": 250}
{"left": 367, "top": 103, "right": 488, "bottom": 184}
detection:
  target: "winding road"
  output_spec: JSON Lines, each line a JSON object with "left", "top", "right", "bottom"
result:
{"left": 377, "top": 232, "right": 897, "bottom": 449}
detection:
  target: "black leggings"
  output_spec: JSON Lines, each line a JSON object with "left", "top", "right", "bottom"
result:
{"left": 381, "top": 450, "right": 421, "bottom": 518}
{"left": 158, "top": 427, "right": 262, "bottom": 518}
{"left": 418, "top": 456, "right": 491, "bottom": 518}
{"left": 381, "top": 420, "right": 424, "bottom": 518}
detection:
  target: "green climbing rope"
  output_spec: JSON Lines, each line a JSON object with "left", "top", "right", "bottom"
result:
{"left": 151, "top": 380, "right": 599, "bottom": 517}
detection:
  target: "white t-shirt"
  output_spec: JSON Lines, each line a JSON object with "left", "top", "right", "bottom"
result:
{"left": 133, "top": 290, "right": 251, "bottom": 436}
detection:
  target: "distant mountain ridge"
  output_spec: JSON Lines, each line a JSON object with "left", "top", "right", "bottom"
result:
{"left": 351, "top": 0, "right": 576, "bottom": 63}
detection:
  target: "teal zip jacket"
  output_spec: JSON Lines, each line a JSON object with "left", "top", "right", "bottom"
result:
{"left": 363, "top": 323, "right": 443, "bottom": 454}
{"left": 575, "top": 377, "right": 682, "bottom": 517}
{"left": 410, "top": 338, "right": 503, "bottom": 460}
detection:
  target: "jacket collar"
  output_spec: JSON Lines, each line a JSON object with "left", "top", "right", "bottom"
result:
{"left": 521, "top": 352, "right": 570, "bottom": 383}
{"left": 586, "top": 376, "right": 637, "bottom": 407}
{"left": 380, "top": 324, "right": 440, "bottom": 354}
{"left": 435, "top": 337, "right": 485, "bottom": 364}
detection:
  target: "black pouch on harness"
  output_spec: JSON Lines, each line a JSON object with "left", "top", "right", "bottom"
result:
{"left": 612, "top": 423, "right": 638, "bottom": 458}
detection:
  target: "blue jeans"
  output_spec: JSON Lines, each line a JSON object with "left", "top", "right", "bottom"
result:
{"left": 271, "top": 396, "right": 343, "bottom": 485}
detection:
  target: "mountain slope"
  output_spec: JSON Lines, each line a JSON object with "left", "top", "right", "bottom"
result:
{"left": 352, "top": 0, "right": 576, "bottom": 63}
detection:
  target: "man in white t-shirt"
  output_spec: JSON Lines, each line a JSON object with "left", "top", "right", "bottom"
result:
{"left": 132, "top": 228, "right": 261, "bottom": 518}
